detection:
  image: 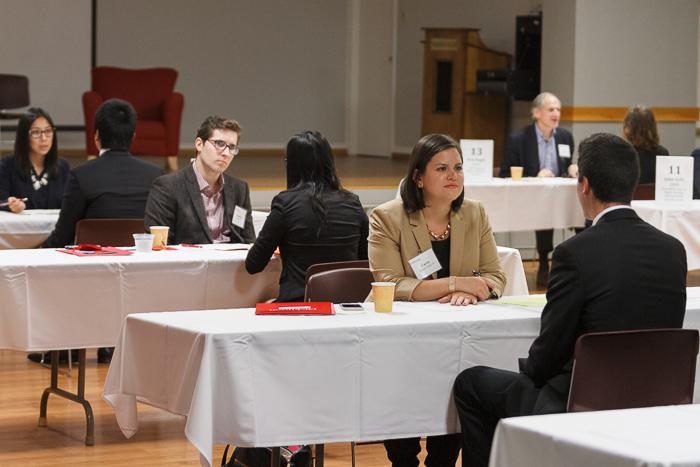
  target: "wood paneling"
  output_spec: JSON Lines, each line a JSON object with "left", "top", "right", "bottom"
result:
{"left": 561, "top": 107, "right": 699, "bottom": 122}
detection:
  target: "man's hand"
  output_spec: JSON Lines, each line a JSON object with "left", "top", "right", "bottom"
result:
{"left": 537, "top": 168, "right": 555, "bottom": 178}
{"left": 567, "top": 164, "right": 579, "bottom": 178}
{"left": 439, "top": 292, "right": 478, "bottom": 306}
{"left": 7, "top": 196, "right": 26, "bottom": 213}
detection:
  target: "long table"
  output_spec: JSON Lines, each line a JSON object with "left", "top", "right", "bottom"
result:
{"left": 0, "top": 209, "right": 271, "bottom": 249}
{"left": 0, "top": 243, "right": 527, "bottom": 446}
{"left": 489, "top": 405, "right": 700, "bottom": 467}
{"left": 102, "top": 289, "right": 700, "bottom": 467}
{"left": 633, "top": 200, "right": 700, "bottom": 270}
{"left": 397, "top": 178, "right": 586, "bottom": 233}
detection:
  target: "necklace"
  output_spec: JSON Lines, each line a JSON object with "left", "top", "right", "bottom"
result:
{"left": 427, "top": 222, "right": 450, "bottom": 240}
{"left": 31, "top": 170, "right": 48, "bottom": 191}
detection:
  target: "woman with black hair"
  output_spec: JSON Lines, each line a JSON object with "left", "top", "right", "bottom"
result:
{"left": 0, "top": 107, "right": 70, "bottom": 213}
{"left": 246, "top": 130, "right": 368, "bottom": 302}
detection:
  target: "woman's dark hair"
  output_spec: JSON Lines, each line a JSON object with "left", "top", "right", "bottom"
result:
{"left": 14, "top": 107, "right": 59, "bottom": 180}
{"left": 285, "top": 131, "right": 343, "bottom": 236}
{"left": 400, "top": 133, "right": 464, "bottom": 213}
{"left": 623, "top": 106, "right": 660, "bottom": 152}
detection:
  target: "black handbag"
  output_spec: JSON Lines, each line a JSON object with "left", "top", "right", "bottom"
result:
{"left": 221, "top": 445, "right": 312, "bottom": 467}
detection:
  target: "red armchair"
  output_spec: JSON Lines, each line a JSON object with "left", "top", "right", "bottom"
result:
{"left": 82, "top": 67, "right": 184, "bottom": 171}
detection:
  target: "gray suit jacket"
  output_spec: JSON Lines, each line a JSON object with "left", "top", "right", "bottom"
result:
{"left": 144, "top": 164, "right": 255, "bottom": 245}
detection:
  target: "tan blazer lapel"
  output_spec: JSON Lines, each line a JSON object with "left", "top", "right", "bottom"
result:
{"left": 449, "top": 208, "right": 466, "bottom": 276}
{"left": 408, "top": 209, "right": 437, "bottom": 279}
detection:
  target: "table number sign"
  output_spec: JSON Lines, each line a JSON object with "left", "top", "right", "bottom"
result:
{"left": 461, "top": 139, "right": 494, "bottom": 182}
{"left": 655, "top": 156, "right": 694, "bottom": 202}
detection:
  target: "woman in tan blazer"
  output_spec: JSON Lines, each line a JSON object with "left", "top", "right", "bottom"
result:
{"left": 368, "top": 133, "right": 506, "bottom": 467}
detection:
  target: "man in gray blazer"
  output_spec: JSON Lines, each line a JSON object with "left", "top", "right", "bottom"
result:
{"left": 144, "top": 116, "right": 255, "bottom": 244}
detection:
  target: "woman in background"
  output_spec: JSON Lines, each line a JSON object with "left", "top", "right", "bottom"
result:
{"left": 368, "top": 133, "right": 506, "bottom": 467}
{"left": 246, "top": 130, "right": 368, "bottom": 302}
{"left": 0, "top": 107, "right": 69, "bottom": 212}
{"left": 623, "top": 106, "right": 669, "bottom": 184}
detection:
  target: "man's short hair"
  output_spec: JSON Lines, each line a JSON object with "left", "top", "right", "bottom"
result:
{"left": 94, "top": 99, "right": 137, "bottom": 150}
{"left": 531, "top": 92, "right": 559, "bottom": 112}
{"left": 196, "top": 116, "right": 241, "bottom": 142}
{"left": 578, "top": 133, "right": 640, "bottom": 204}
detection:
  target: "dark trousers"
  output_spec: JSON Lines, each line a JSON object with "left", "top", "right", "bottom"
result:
{"left": 383, "top": 434, "right": 460, "bottom": 467}
{"left": 535, "top": 229, "right": 553, "bottom": 258}
{"left": 453, "top": 366, "right": 567, "bottom": 467}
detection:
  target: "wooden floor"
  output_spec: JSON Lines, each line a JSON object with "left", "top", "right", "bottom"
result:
{"left": 2, "top": 263, "right": 699, "bottom": 466}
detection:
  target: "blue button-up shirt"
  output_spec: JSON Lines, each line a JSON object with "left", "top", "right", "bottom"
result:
{"left": 535, "top": 125, "right": 560, "bottom": 176}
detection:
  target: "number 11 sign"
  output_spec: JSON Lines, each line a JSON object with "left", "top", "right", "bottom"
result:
{"left": 460, "top": 139, "right": 494, "bottom": 182}
{"left": 655, "top": 156, "right": 694, "bottom": 202}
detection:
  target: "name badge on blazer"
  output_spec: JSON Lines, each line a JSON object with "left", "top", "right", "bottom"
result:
{"left": 232, "top": 205, "right": 247, "bottom": 228}
{"left": 409, "top": 249, "right": 442, "bottom": 279}
{"left": 558, "top": 144, "right": 571, "bottom": 159}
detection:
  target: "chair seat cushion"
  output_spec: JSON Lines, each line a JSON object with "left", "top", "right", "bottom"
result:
{"left": 135, "top": 120, "right": 166, "bottom": 139}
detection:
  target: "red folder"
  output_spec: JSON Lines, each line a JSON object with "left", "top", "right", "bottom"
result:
{"left": 255, "top": 302, "right": 335, "bottom": 315}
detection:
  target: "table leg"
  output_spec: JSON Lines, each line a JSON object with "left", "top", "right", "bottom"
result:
{"left": 270, "top": 447, "right": 281, "bottom": 467}
{"left": 315, "top": 444, "right": 324, "bottom": 467}
{"left": 38, "top": 349, "right": 94, "bottom": 445}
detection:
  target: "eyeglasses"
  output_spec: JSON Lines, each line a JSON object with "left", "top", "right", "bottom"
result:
{"left": 207, "top": 139, "right": 239, "bottom": 156}
{"left": 28, "top": 128, "right": 55, "bottom": 139}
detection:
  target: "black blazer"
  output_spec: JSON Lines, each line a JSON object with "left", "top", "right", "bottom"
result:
{"left": 144, "top": 164, "right": 255, "bottom": 245}
{"left": 246, "top": 185, "right": 369, "bottom": 302}
{"left": 522, "top": 208, "right": 687, "bottom": 409}
{"left": 0, "top": 155, "right": 70, "bottom": 210}
{"left": 637, "top": 144, "right": 669, "bottom": 184}
{"left": 43, "top": 150, "right": 163, "bottom": 247}
{"left": 499, "top": 123, "right": 575, "bottom": 177}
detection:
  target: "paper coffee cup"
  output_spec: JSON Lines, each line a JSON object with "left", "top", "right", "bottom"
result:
{"left": 150, "top": 226, "right": 169, "bottom": 248}
{"left": 133, "top": 233, "right": 154, "bottom": 253}
{"left": 372, "top": 281, "right": 396, "bottom": 313}
{"left": 510, "top": 166, "right": 523, "bottom": 180}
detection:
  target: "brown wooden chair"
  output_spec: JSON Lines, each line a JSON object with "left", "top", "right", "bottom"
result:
{"left": 633, "top": 183, "right": 655, "bottom": 200}
{"left": 567, "top": 329, "right": 699, "bottom": 412}
{"left": 74, "top": 218, "right": 146, "bottom": 246}
{"left": 304, "top": 260, "right": 370, "bottom": 286}
{"left": 304, "top": 267, "right": 374, "bottom": 303}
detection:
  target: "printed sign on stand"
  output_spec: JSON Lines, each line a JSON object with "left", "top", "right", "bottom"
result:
{"left": 461, "top": 139, "right": 494, "bottom": 182}
{"left": 655, "top": 156, "right": 694, "bottom": 202}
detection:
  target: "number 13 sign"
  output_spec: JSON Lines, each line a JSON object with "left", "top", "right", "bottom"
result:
{"left": 655, "top": 156, "right": 694, "bottom": 202}
{"left": 460, "top": 139, "right": 494, "bottom": 182}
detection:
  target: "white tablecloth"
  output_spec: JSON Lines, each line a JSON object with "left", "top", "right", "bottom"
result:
{"left": 397, "top": 178, "right": 586, "bottom": 232}
{"left": 104, "top": 301, "right": 542, "bottom": 467}
{"left": 0, "top": 245, "right": 281, "bottom": 351}
{"left": 497, "top": 246, "right": 528, "bottom": 296}
{"left": 0, "top": 209, "right": 270, "bottom": 250}
{"left": 0, "top": 244, "right": 525, "bottom": 352}
{"left": 632, "top": 200, "right": 700, "bottom": 270}
{"left": 490, "top": 404, "right": 700, "bottom": 467}
{"left": 0, "top": 209, "right": 60, "bottom": 249}
{"left": 104, "top": 289, "right": 700, "bottom": 467}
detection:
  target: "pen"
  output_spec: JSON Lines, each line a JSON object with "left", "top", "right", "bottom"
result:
{"left": 0, "top": 197, "right": 28, "bottom": 208}
{"left": 472, "top": 270, "right": 481, "bottom": 277}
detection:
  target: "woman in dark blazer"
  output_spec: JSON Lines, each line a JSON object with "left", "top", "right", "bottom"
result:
{"left": 0, "top": 108, "right": 70, "bottom": 212}
{"left": 246, "top": 130, "right": 368, "bottom": 302}
{"left": 623, "top": 106, "right": 669, "bottom": 184}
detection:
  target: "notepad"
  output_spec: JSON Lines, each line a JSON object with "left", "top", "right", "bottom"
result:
{"left": 255, "top": 302, "right": 335, "bottom": 315}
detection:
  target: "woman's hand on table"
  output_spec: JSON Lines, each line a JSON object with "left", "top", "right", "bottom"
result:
{"left": 7, "top": 197, "right": 26, "bottom": 213}
{"left": 439, "top": 292, "right": 478, "bottom": 306}
{"left": 456, "top": 276, "right": 493, "bottom": 301}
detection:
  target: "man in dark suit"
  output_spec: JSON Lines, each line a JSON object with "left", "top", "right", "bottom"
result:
{"left": 144, "top": 115, "right": 255, "bottom": 245}
{"left": 43, "top": 99, "right": 163, "bottom": 248}
{"left": 499, "top": 92, "right": 577, "bottom": 286}
{"left": 456, "top": 133, "right": 687, "bottom": 467}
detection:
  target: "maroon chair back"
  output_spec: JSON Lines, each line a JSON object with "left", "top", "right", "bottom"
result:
{"left": 304, "top": 268, "right": 374, "bottom": 302}
{"left": 633, "top": 183, "right": 655, "bottom": 200}
{"left": 567, "top": 329, "right": 699, "bottom": 412}
{"left": 304, "top": 260, "right": 370, "bottom": 285}
{"left": 74, "top": 218, "right": 146, "bottom": 247}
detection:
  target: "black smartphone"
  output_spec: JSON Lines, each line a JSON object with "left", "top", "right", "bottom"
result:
{"left": 339, "top": 303, "right": 364, "bottom": 311}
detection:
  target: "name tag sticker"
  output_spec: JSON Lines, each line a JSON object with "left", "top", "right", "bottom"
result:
{"left": 408, "top": 249, "right": 442, "bottom": 279}
{"left": 232, "top": 205, "right": 247, "bottom": 228}
{"left": 558, "top": 144, "right": 571, "bottom": 159}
